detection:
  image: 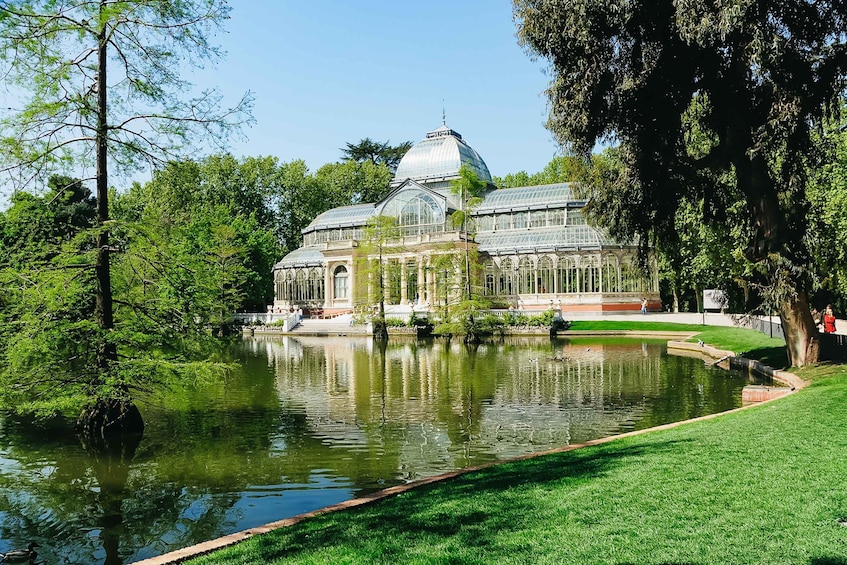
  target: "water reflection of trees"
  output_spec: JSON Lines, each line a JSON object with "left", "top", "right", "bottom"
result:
{"left": 0, "top": 346, "right": 285, "bottom": 564}
{"left": 0, "top": 337, "right": 746, "bottom": 564}
{"left": 258, "top": 336, "right": 743, "bottom": 476}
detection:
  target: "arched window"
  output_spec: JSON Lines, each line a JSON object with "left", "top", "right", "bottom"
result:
{"left": 538, "top": 256, "right": 554, "bottom": 294}
{"left": 333, "top": 265, "right": 349, "bottom": 300}
{"left": 406, "top": 260, "right": 418, "bottom": 302}
{"left": 580, "top": 255, "right": 600, "bottom": 293}
{"left": 399, "top": 193, "right": 440, "bottom": 226}
{"left": 601, "top": 256, "right": 619, "bottom": 293}
{"left": 275, "top": 270, "right": 285, "bottom": 301}
{"left": 549, "top": 210, "right": 565, "bottom": 226}
{"left": 557, "top": 256, "right": 577, "bottom": 293}
{"left": 530, "top": 211, "right": 546, "bottom": 228}
{"left": 496, "top": 214, "right": 511, "bottom": 231}
{"left": 518, "top": 256, "right": 535, "bottom": 294}
{"left": 310, "top": 268, "right": 324, "bottom": 301}
{"left": 295, "top": 269, "right": 306, "bottom": 302}
{"left": 476, "top": 215, "right": 494, "bottom": 231}
{"left": 499, "top": 258, "right": 515, "bottom": 295}
{"left": 484, "top": 262, "right": 497, "bottom": 295}
{"left": 621, "top": 258, "right": 641, "bottom": 293}
{"left": 286, "top": 269, "right": 296, "bottom": 301}
{"left": 514, "top": 212, "right": 528, "bottom": 230}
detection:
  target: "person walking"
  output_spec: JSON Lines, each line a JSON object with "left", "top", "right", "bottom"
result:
{"left": 823, "top": 304, "right": 837, "bottom": 334}
{"left": 640, "top": 297, "right": 648, "bottom": 315}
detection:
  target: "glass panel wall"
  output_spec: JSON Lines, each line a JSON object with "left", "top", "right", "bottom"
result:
{"left": 518, "top": 257, "right": 535, "bottom": 294}
{"left": 602, "top": 256, "right": 618, "bottom": 293}
{"left": 538, "top": 256, "right": 554, "bottom": 294}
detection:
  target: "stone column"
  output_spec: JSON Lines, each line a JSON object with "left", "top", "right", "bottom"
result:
{"left": 347, "top": 261, "right": 355, "bottom": 308}
{"left": 324, "top": 264, "right": 332, "bottom": 308}
{"left": 400, "top": 257, "right": 408, "bottom": 304}
{"left": 418, "top": 259, "right": 425, "bottom": 306}
{"left": 426, "top": 256, "right": 435, "bottom": 306}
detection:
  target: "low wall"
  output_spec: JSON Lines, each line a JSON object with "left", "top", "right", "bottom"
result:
{"left": 667, "top": 340, "right": 806, "bottom": 400}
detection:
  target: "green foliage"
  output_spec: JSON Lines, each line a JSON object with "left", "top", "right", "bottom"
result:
{"left": 340, "top": 138, "right": 412, "bottom": 173}
{"left": 808, "top": 115, "right": 847, "bottom": 313}
{"left": 493, "top": 155, "right": 587, "bottom": 188}
{"left": 514, "top": 1, "right": 847, "bottom": 364}
{"left": 0, "top": 0, "right": 253, "bottom": 420}
{"left": 0, "top": 0, "right": 251, "bottom": 184}
{"left": 432, "top": 298, "right": 505, "bottom": 339}
{"left": 384, "top": 317, "right": 408, "bottom": 328}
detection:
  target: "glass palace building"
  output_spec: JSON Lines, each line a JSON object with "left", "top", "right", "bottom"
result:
{"left": 273, "top": 124, "right": 658, "bottom": 314}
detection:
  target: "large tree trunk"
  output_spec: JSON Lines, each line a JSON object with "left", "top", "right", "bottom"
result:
{"left": 96, "top": 4, "right": 116, "bottom": 367}
{"left": 78, "top": 398, "right": 145, "bottom": 444}
{"left": 374, "top": 255, "right": 388, "bottom": 342}
{"left": 779, "top": 291, "right": 819, "bottom": 367}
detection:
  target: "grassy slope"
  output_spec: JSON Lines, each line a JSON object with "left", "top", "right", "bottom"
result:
{"left": 190, "top": 327, "right": 847, "bottom": 565}
{"left": 567, "top": 321, "right": 789, "bottom": 368}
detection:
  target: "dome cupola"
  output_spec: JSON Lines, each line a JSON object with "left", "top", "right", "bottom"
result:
{"left": 393, "top": 124, "right": 492, "bottom": 187}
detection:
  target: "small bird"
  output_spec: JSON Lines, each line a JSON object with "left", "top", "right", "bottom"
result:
{"left": 0, "top": 542, "right": 39, "bottom": 564}
{"left": 697, "top": 339, "right": 704, "bottom": 346}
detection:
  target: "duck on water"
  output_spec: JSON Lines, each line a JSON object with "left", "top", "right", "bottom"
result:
{"left": 0, "top": 542, "right": 39, "bottom": 564}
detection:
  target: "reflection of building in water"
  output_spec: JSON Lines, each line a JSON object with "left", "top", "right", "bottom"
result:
{"left": 246, "top": 336, "right": 702, "bottom": 477}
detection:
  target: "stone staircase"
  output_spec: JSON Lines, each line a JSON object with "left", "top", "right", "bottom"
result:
{"left": 289, "top": 314, "right": 368, "bottom": 336}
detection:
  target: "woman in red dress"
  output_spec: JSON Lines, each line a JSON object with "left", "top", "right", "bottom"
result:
{"left": 823, "top": 305, "right": 837, "bottom": 334}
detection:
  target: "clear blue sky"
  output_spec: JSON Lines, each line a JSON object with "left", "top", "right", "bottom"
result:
{"left": 195, "top": 1, "right": 561, "bottom": 179}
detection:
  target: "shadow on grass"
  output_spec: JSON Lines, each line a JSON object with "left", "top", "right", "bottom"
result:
{"left": 743, "top": 345, "right": 788, "bottom": 369}
{"left": 811, "top": 559, "right": 847, "bottom": 565}
{"left": 241, "top": 439, "right": 691, "bottom": 563}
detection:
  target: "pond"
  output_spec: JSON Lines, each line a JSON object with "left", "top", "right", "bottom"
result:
{"left": 0, "top": 336, "right": 760, "bottom": 564}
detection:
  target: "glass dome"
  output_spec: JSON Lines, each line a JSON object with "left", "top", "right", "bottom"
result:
{"left": 394, "top": 125, "right": 492, "bottom": 185}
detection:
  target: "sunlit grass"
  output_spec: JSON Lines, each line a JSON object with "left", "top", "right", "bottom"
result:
{"left": 567, "top": 321, "right": 788, "bottom": 368}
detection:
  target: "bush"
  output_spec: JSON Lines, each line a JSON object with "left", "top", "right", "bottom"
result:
{"left": 384, "top": 317, "right": 407, "bottom": 327}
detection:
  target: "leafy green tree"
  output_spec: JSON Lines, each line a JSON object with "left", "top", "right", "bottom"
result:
{"left": 0, "top": 0, "right": 250, "bottom": 433}
{"left": 341, "top": 138, "right": 412, "bottom": 173}
{"left": 450, "top": 165, "right": 486, "bottom": 302}
{"left": 314, "top": 159, "right": 393, "bottom": 205}
{"left": 357, "top": 215, "right": 403, "bottom": 341}
{"left": 808, "top": 117, "right": 847, "bottom": 314}
{"left": 494, "top": 155, "right": 586, "bottom": 188}
{"left": 515, "top": 0, "right": 847, "bottom": 365}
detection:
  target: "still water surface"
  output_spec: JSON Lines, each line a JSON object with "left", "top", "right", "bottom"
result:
{"left": 0, "top": 336, "right": 757, "bottom": 563}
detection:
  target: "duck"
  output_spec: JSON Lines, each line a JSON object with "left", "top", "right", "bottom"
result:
{"left": 0, "top": 542, "right": 39, "bottom": 564}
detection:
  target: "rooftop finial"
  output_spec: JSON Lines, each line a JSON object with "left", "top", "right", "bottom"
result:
{"left": 442, "top": 99, "right": 446, "bottom": 125}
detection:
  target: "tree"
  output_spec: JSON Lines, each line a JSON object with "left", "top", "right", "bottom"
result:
{"left": 808, "top": 115, "right": 847, "bottom": 314}
{"left": 314, "top": 159, "right": 393, "bottom": 204}
{"left": 449, "top": 165, "right": 487, "bottom": 344}
{"left": 341, "top": 138, "right": 413, "bottom": 173}
{"left": 515, "top": 0, "right": 847, "bottom": 366}
{"left": 0, "top": 1, "right": 250, "bottom": 434}
{"left": 494, "top": 155, "right": 586, "bottom": 188}
{"left": 450, "top": 165, "right": 486, "bottom": 302}
{"left": 357, "top": 215, "right": 403, "bottom": 341}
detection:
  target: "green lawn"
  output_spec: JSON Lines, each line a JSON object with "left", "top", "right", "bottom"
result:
{"left": 188, "top": 327, "right": 847, "bottom": 565}
{"left": 566, "top": 321, "right": 789, "bottom": 368}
